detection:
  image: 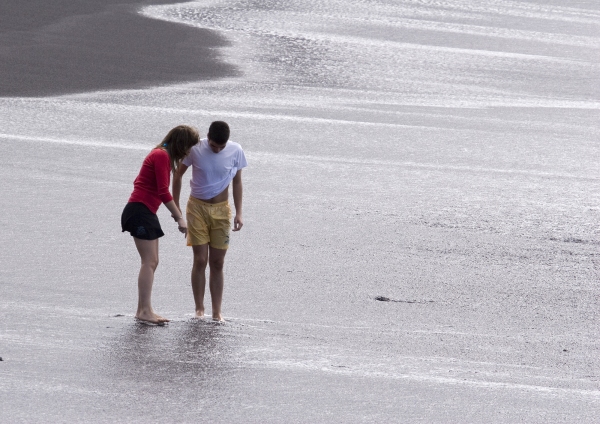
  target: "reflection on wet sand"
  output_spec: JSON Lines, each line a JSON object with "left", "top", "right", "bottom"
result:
{"left": 106, "top": 320, "right": 233, "bottom": 387}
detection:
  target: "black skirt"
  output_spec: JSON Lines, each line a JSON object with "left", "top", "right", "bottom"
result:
{"left": 121, "top": 202, "right": 165, "bottom": 240}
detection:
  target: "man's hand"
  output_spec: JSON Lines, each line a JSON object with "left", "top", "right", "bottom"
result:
{"left": 233, "top": 215, "right": 243, "bottom": 231}
{"left": 177, "top": 218, "right": 188, "bottom": 237}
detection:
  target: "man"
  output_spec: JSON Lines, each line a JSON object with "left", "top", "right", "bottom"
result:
{"left": 173, "top": 121, "right": 247, "bottom": 321}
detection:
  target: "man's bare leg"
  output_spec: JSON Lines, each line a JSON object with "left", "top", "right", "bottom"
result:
{"left": 133, "top": 237, "right": 169, "bottom": 324}
{"left": 208, "top": 246, "right": 227, "bottom": 321}
{"left": 191, "top": 244, "right": 209, "bottom": 317}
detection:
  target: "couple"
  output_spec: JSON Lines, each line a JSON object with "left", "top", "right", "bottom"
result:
{"left": 121, "top": 121, "right": 247, "bottom": 324}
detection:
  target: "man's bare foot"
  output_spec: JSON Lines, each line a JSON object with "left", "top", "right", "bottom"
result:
{"left": 212, "top": 312, "right": 224, "bottom": 322}
{"left": 194, "top": 309, "right": 205, "bottom": 318}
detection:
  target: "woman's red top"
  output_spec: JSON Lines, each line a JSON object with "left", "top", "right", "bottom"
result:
{"left": 128, "top": 148, "right": 173, "bottom": 214}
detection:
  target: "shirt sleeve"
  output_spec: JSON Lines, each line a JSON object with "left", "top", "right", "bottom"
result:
{"left": 182, "top": 151, "right": 193, "bottom": 167}
{"left": 237, "top": 148, "right": 248, "bottom": 169}
{"left": 154, "top": 150, "right": 174, "bottom": 204}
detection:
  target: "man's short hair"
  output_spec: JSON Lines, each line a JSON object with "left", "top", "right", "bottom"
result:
{"left": 208, "top": 121, "right": 230, "bottom": 145}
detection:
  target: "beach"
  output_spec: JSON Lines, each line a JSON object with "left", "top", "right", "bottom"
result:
{"left": 1, "top": 0, "right": 600, "bottom": 422}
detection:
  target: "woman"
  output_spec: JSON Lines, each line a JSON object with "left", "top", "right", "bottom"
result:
{"left": 121, "top": 125, "right": 199, "bottom": 324}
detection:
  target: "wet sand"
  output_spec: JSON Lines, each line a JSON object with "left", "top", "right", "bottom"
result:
{"left": 1, "top": 135, "right": 598, "bottom": 422}
{"left": 0, "top": 0, "right": 237, "bottom": 97}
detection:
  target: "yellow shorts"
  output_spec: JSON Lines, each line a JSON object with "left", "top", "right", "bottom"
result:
{"left": 186, "top": 196, "right": 231, "bottom": 249}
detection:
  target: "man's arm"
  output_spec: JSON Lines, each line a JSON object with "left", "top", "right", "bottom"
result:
{"left": 172, "top": 163, "right": 188, "bottom": 217}
{"left": 232, "top": 169, "right": 243, "bottom": 231}
{"left": 164, "top": 200, "right": 187, "bottom": 237}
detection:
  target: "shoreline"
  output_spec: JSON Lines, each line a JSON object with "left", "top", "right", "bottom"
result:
{"left": 0, "top": 0, "right": 238, "bottom": 97}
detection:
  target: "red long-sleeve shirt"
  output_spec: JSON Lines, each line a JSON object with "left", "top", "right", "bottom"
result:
{"left": 128, "top": 148, "right": 173, "bottom": 214}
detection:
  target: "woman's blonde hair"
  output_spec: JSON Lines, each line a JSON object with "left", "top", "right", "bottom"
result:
{"left": 156, "top": 125, "right": 199, "bottom": 172}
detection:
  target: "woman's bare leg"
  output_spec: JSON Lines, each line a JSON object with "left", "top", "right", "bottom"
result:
{"left": 134, "top": 237, "right": 169, "bottom": 323}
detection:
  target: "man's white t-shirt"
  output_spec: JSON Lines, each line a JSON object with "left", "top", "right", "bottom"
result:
{"left": 182, "top": 138, "right": 248, "bottom": 200}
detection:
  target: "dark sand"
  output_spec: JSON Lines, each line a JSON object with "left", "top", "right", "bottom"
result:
{"left": 0, "top": 0, "right": 237, "bottom": 97}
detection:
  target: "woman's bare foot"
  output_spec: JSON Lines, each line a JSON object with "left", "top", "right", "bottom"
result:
{"left": 194, "top": 308, "right": 205, "bottom": 318}
{"left": 212, "top": 312, "right": 224, "bottom": 322}
{"left": 135, "top": 310, "right": 162, "bottom": 324}
{"left": 153, "top": 313, "right": 170, "bottom": 323}
{"left": 136, "top": 309, "right": 169, "bottom": 324}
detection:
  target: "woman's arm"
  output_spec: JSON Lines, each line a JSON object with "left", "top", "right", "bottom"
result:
{"left": 153, "top": 150, "right": 186, "bottom": 236}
